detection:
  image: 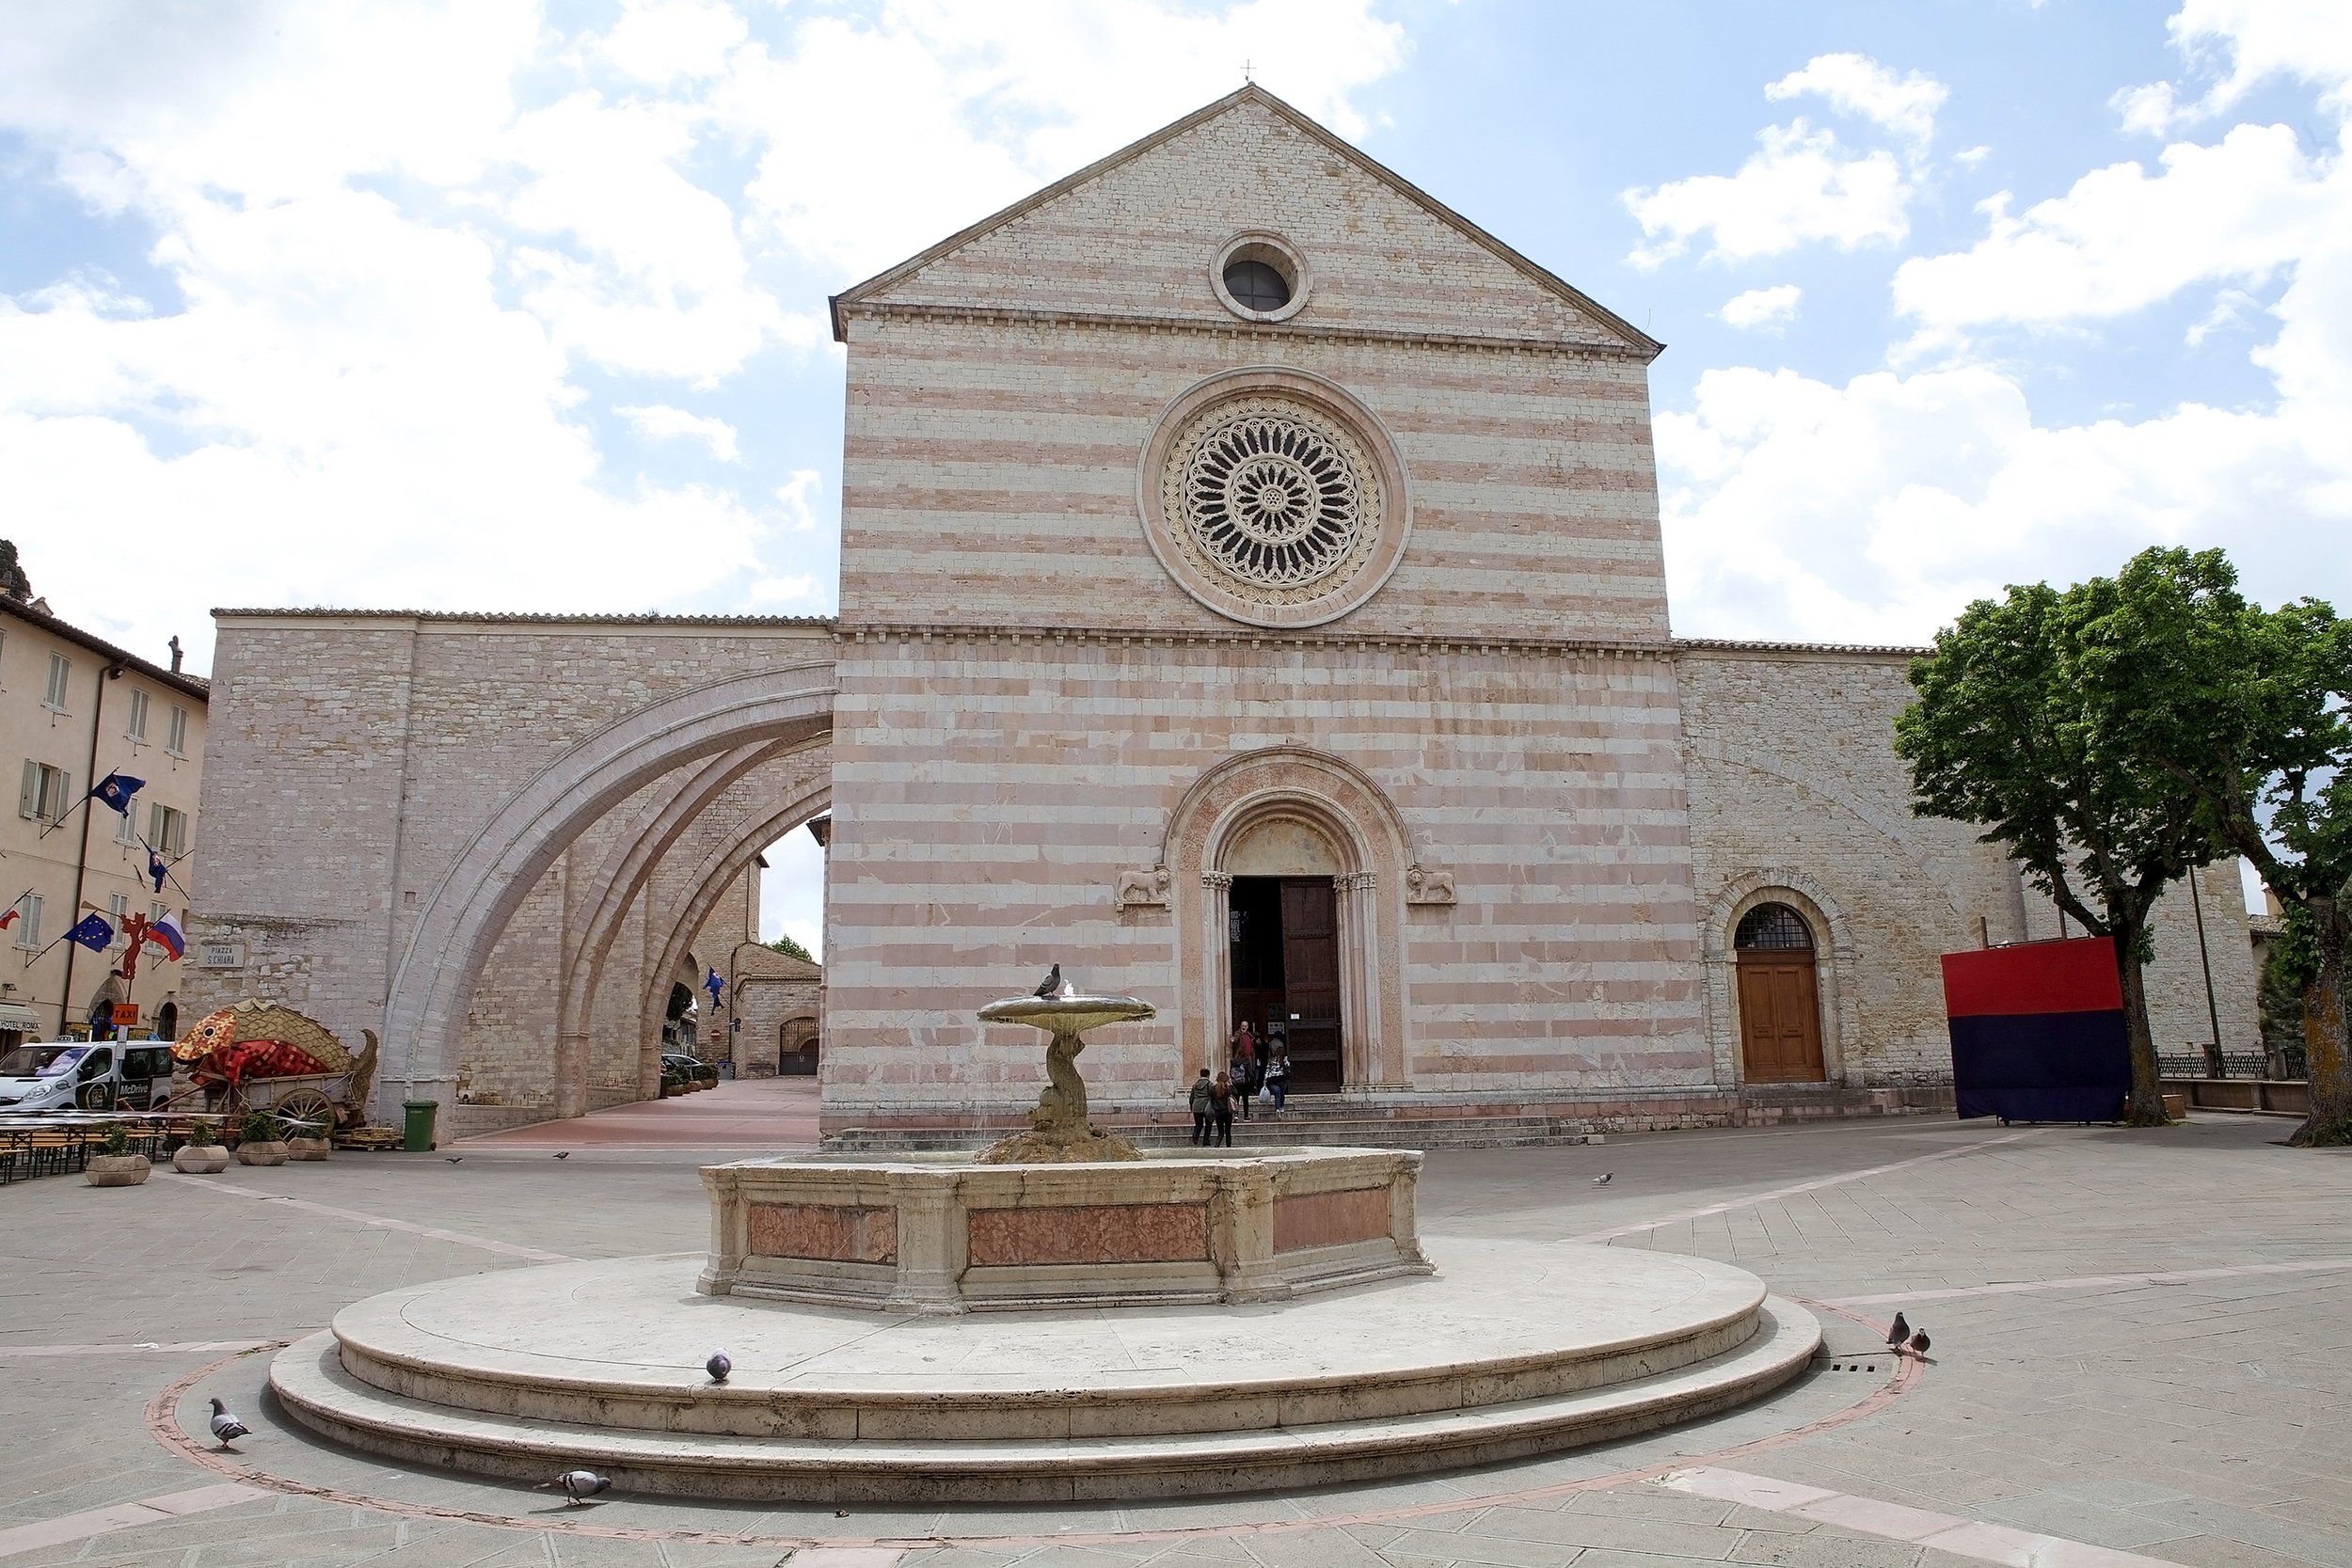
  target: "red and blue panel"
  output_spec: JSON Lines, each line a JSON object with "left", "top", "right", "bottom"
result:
{"left": 1940, "top": 937, "right": 2129, "bottom": 1123}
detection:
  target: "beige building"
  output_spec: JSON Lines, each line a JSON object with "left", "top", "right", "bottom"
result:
{"left": 0, "top": 593, "right": 207, "bottom": 1046}
{"left": 185, "top": 89, "right": 2258, "bottom": 1139}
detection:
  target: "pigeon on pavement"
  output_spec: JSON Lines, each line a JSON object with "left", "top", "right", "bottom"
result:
{"left": 1592, "top": 1173, "right": 1613, "bottom": 1185}
{"left": 540, "top": 1469, "right": 611, "bottom": 1505}
{"left": 1033, "top": 963, "right": 1062, "bottom": 998}
{"left": 207, "top": 1398, "right": 249, "bottom": 1449}
{"left": 1885, "top": 1311, "right": 1910, "bottom": 1347}
{"left": 707, "top": 1349, "right": 731, "bottom": 1383}
{"left": 443, "top": 1156, "right": 462, "bottom": 1164}
{"left": 552, "top": 1151, "right": 569, "bottom": 1160}
{"left": 1909, "top": 1330, "right": 1931, "bottom": 1356}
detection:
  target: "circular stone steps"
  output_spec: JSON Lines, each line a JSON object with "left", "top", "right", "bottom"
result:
{"left": 269, "top": 1238, "right": 1820, "bottom": 1502}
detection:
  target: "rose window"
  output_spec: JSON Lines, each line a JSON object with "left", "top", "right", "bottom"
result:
{"left": 1164, "top": 398, "right": 1381, "bottom": 600}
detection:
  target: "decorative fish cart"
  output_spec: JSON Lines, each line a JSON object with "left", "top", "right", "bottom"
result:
{"left": 169, "top": 1001, "right": 379, "bottom": 1136}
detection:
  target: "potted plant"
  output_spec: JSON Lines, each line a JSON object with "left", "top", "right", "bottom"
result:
{"left": 86, "top": 1122, "right": 151, "bottom": 1187}
{"left": 172, "top": 1117, "right": 231, "bottom": 1174}
{"left": 283, "top": 1108, "right": 333, "bottom": 1161}
{"left": 235, "top": 1109, "right": 289, "bottom": 1166}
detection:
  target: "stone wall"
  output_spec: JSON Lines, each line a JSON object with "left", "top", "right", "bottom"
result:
{"left": 1678, "top": 641, "right": 2260, "bottom": 1086}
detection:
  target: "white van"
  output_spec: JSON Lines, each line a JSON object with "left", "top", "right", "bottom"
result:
{"left": 0, "top": 1041, "right": 176, "bottom": 1111}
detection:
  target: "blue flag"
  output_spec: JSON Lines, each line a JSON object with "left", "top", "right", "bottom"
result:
{"left": 147, "top": 847, "right": 168, "bottom": 893}
{"left": 66, "top": 912, "right": 114, "bottom": 952}
{"left": 704, "top": 967, "right": 724, "bottom": 1007}
{"left": 89, "top": 772, "right": 145, "bottom": 815}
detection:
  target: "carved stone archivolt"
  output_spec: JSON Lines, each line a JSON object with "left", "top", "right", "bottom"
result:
{"left": 1137, "top": 368, "right": 1413, "bottom": 630}
{"left": 1160, "top": 747, "right": 1418, "bottom": 1088}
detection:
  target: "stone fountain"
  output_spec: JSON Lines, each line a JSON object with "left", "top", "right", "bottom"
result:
{"left": 265, "top": 974, "right": 1822, "bottom": 1502}
{"left": 974, "top": 989, "right": 1152, "bottom": 1163}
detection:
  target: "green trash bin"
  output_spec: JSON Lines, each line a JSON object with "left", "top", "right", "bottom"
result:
{"left": 402, "top": 1099, "right": 438, "bottom": 1153}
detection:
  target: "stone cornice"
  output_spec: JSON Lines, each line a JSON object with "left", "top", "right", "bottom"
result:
{"left": 839, "top": 620, "right": 1678, "bottom": 660}
{"left": 839, "top": 300, "right": 1652, "bottom": 363}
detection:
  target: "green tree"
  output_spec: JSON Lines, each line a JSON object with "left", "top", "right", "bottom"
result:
{"left": 2084, "top": 548, "right": 2352, "bottom": 1144}
{"left": 768, "top": 933, "right": 815, "bottom": 963}
{"left": 1897, "top": 576, "right": 2221, "bottom": 1127}
{"left": 0, "top": 541, "right": 32, "bottom": 603}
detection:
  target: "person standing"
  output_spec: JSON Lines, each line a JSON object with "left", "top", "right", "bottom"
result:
{"left": 1210, "top": 1070, "right": 1235, "bottom": 1147}
{"left": 1187, "top": 1068, "right": 1214, "bottom": 1146}
{"left": 1265, "top": 1051, "right": 1290, "bottom": 1113}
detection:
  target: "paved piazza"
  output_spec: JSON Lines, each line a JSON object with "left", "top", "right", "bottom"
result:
{"left": 5, "top": 1094, "right": 2348, "bottom": 1568}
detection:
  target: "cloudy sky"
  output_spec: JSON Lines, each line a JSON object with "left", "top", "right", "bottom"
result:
{"left": 4, "top": 0, "right": 2344, "bottom": 945}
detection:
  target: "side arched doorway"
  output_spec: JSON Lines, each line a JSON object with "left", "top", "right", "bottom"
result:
{"left": 780, "top": 1016, "right": 818, "bottom": 1075}
{"left": 1734, "top": 902, "right": 1825, "bottom": 1083}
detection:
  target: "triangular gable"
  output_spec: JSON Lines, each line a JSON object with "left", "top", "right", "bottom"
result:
{"left": 830, "top": 86, "right": 1661, "bottom": 358}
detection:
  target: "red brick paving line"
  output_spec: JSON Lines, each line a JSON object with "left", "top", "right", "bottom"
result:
{"left": 141, "top": 1308, "right": 1919, "bottom": 1552}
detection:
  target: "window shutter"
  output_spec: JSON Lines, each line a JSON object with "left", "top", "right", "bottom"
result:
{"left": 56, "top": 771, "right": 70, "bottom": 822}
{"left": 149, "top": 801, "right": 163, "bottom": 842}
{"left": 19, "top": 759, "right": 35, "bottom": 819}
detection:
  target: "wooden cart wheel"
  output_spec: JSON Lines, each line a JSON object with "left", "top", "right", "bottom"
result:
{"left": 275, "top": 1088, "right": 336, "bottom": 1139}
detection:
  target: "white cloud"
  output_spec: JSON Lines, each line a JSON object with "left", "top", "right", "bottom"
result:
{"left": 0, "top": 1, "right": 1409, "bottom": 663}
{"left": 1626, "top": 121, "right": 1912, "bottom": 267}
{"left": 2114, "top": 0, "right": 2352, "bottom": 135}
{"left": 617, "top": 404, "right": 741, "bottom": 460}
{"left": 1658, "top": 360, "right": 2349, "bottom": 644}
{"left": 1954, "top": 144, "right": 1991, "bottom": 166}
{"left": 720, "top": 0, "right": 1408, "bottom": 277}
{"left": 1766, "top": 53, "right": 1947, "bottom": 150}
{"left": 1720, "top": 284, "right": 1802, "bottom": 330}
{"left": 1892, "top": 123, "right": 2328, "bottom": 335}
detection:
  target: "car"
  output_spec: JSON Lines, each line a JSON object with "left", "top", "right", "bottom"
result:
{"left": 0, "top": 1040, "right": 176, "bottom": 1111}
{"left": 660, "top": 1053, "right": 703, "bottom": 1077}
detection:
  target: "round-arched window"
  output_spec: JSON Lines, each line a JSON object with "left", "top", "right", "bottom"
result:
{"left": 1222, "top": 259, "right": 1291, "bottom": 312}
{"left": 1734, "top": 902, "right": 1814, "bottom": 951}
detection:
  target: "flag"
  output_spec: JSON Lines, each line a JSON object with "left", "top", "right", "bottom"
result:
{"left": 89, "top": 772, "right": 146, "bottom": 815}
{"left": 0, "top": 909, "right": 15, "bottom": 930}
{"left": 66, "top": 912, "right": 114, "bottom": 952}
{"left": 704, "top": 967, "right": 724, "bottom": 1006}
{"left": 147, "top": 847, "right": 168, "bottom": 893}
{"left": 146, "top": 913, "right": 184, "bottom": 960}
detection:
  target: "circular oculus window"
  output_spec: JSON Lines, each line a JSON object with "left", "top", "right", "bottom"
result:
{"left": 1211, "top": 231, "right": 1311, "bottom": 323}
{"left": 1138, "top": 368, "right": 1412, "bottom": 628}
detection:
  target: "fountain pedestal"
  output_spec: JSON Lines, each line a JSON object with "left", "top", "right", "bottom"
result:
{"left": 975, "top": 992, "right": 1152, "bottom": 1163}
{"left": 698, "top": 1147, "right": 1430, "bottom": 1312}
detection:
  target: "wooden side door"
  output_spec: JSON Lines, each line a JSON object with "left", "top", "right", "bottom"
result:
{"left": 1279, "top": 878, "right": 1343, "bottom": 1091}
{"left": 1737, "top": 954, "right": 1825, "bottom": 1082}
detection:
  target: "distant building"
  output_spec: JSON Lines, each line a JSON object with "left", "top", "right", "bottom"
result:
{"left": 0, "top": 595, "right": 207, "bottom": 1046}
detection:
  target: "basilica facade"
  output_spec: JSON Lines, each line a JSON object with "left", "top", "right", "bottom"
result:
{"left": 187, "top": 89, "right": 2257, "bottom": 1140}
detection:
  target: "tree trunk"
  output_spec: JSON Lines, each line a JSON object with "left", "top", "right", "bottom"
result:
{"left": 2292, "top": 894, "right": 2351, "bottom": 1147}
{"left": 2114, "top": 928, "right": 2171, "bottom": 1127}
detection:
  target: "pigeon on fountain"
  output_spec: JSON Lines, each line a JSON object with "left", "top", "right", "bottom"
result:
{"left": 540, "top": 1469, "right": 611, "bottom": 1505}
{"left": 1885, "top": 1311, "right": 1910, "bottom": 1348}
{"left": 707, "top": 1349, "right": 731, "bottom": 1383}
{"left": 207, "top": 1398, "right": 248, "bottom": 1449}
{"left": 1033, "top": 963, "right": 1062, "bottom": 998}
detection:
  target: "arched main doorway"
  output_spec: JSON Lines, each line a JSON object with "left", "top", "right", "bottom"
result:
{"left": 1224, "top": 816, "right": 1345, "bottom": 1092}
{"left": 1733, "top": 902, "right": 1825, "bottom": 1083}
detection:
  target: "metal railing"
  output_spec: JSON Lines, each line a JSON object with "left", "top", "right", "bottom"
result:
{"left": 2158, "top": 1048, "right": 2307, "bottom": 1081}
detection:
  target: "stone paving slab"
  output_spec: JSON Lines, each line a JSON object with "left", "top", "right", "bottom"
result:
{"left": 1, "top": 1116, "right": 2346, "bottom": 1567}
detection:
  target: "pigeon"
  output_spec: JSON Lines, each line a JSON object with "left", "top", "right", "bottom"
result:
{"left": 443, "top": 1156, "right": 462, "bottom": 1164}
{"left": 1592, "top": 1173, "right": 1613, "bottom": 1185}
{"left": 1885, "top": 1311, "right": 1910, "bottom": 1347}
{"left": 552, "top": 1151, "right": 570, "bottom": 1160}
{"left": 1909, "top": 1330, "right": 1931, "bottom": 1357}
{"left": 1033, "top": 963, "right": 1062, "bottom": 999}
{"left": 539, "top": 1469, "right": 611, "bottom": 1506}
{"left": 707, "top": 1349, "right": 731, "bottom": 1383}
{"left": 207, "top": 1397, "right": 249, "bottom": 1449}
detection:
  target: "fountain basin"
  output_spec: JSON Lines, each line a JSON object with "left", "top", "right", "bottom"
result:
{"left": 698, "top": 1147, "right": 1432, "bottom": 1313}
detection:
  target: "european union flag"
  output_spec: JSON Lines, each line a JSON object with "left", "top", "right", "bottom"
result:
{"left": 66, "top": 913, "right": 114, "bottom": 953}
{"left": 89, "top": 771, "right": 145, "bottom": 815}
